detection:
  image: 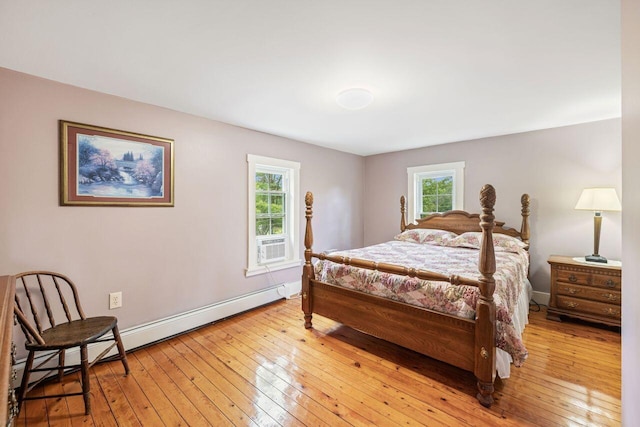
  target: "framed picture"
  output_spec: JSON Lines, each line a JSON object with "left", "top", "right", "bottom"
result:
{"left": 60, "top": 121, "right": 174, "bottom": 206}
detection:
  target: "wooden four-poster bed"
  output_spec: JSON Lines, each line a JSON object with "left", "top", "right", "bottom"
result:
{"left": 301, "top": 184, "right": 531, "bottom": 407}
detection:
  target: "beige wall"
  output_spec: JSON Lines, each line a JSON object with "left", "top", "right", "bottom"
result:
{"left": 622, "top": 0, "right": 639, "bottom": 423}
{"left": 0, "top": 67, "right": 365, "bottom": 329}
{"left": 364, "top": 119, "right": 622, "bottom": 294}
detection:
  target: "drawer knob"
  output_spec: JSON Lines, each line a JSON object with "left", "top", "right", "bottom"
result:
{"left": 603, "top": 293, "right": 619, "bottom": 302}
{"left": 565, "top": 287, "right": 580, "bottom": 295}
{"left": 605, "top": 308, "right": 620, "bottom": 316}
{"left": 605, "top": 279, "right": 616, "bottom": 288}
{"left": 568, "top": 274, "right": 578, "bottom": 283}
{"left": 566, "top": 302, "right": 578, "bottom": 308}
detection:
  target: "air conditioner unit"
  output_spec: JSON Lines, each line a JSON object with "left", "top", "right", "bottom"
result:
{"left": 257, "top": 237, "right": 287, "bottom": 264}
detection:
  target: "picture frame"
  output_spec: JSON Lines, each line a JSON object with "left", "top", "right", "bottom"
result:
{"left": 60, "top": 121, "right": 174, "bottom": 206}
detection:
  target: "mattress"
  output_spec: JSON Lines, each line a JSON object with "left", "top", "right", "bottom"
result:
{"left": 314, "top": 232, "right": 530, "bottom": 372}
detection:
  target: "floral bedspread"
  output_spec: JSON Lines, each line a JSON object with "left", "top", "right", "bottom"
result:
{"left": 314, "top": 240, "right": 529, "bottom": 366}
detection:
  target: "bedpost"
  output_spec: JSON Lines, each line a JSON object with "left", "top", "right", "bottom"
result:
{"left": 302, "top": 191, "right": 314, "bottom": 329}
{"left": 400, "top": 196, "right": 407, "bottom": 232}
{"left": 475, "top": 184, "right": 497, "bottom": 407}
{"left": 520, "top": 194, "right": 531, "bottom": 246}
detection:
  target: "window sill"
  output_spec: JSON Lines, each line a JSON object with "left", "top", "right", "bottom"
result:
{"left": 245, "top": 258, "right": 303, "bottom": 277}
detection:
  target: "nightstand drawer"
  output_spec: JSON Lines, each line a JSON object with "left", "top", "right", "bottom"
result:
{"left": 556, "top": 270, "right": 590, "bottom": 285}
{"left": 591, "top": 274, "right": 621, "bottom": 290}
{"left": 556, "top": 295, "right": 621, "bottom": 320}
{"left": 557, "top": 284, "right": 621, "bottom": 304}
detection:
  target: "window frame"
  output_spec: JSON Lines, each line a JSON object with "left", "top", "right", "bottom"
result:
{"left": 407, "top": 161, "right": 465, "bottom": 223}
{"left": 246, "top": 154, "right": 301, "bottom": 277}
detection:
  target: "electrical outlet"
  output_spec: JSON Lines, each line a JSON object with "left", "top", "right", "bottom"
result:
{"left": 109, "top": 292, "right": 122, "bottom": 309}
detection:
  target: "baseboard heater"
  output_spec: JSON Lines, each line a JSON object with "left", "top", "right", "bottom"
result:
{"left": 12, "top": 280, "right": 302, "bottom": 388}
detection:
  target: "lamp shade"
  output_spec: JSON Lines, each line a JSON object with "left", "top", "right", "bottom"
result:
{"left": 574, "top": 188, "right": 621, "bottom": 212}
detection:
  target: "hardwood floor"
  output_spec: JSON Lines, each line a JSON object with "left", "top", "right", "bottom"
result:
{"left": 13, "top": 297, "right": 621, "bottom": 426}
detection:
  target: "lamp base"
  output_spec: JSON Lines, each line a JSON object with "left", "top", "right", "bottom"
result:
{"left": 585, "top": 254, "right": 608, "bottom": 263}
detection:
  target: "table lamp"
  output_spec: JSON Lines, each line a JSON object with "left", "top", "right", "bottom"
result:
{"left": 574, "top": 188, "right": 621, "bottom": 263}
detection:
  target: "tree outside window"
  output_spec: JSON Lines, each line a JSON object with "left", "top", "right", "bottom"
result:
{"left": 420, "top": 175, "right": 453, "bottom": 217}
{"left": 407, "top": 161, "right": 465, "bottom": 223}
{"left": 255, "top": 171, "right": 286, "bottom": 236}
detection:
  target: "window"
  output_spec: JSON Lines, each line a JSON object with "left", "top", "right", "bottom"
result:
{"left": 407, "top": 161, "right": 465, "bottom": 222}
{"left": 246, "top": 154, "right": 301, "bottom": 276}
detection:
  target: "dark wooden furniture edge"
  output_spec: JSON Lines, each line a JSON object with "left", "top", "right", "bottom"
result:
{"left": 302, "top": 185, "right": 531, "bottom": 407}
{"left": 1, "top": 275, "right": 17, "bottom": 424}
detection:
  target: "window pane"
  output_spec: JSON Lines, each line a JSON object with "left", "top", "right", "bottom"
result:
{"left": 438, "top": 195, "right": 452, "bottom": 211}
{"left": 255, "top": 194, "right": 269, "bottom": 214}
{"left": 256, "top": 172, "right": 269, "bottom": 191}
{"left": 256, "top": 218, "right": 270, "bottom": 236}
{"left": 268, "top": 173, "right": 283, "bottom": 191}
{"left": 271, "top": 217, "right": 284, "bottom": 234}
{"left": 422, "top": 195, "right": 437, "bottom": 213}
{"left": 437, "top": 176, "right": 453, "bottom": 195}
{"left": 421, "top": 175, "right": 454, "bottom": 214}
{"left": 270, "top": 194, "right": 284, "bottom": 213}
{"left": 422, "top": 178, "right": 438, "bottom": 196}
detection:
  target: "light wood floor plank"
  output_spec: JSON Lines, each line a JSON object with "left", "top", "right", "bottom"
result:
{"left": 103, "top": 359, "right": 165, "bottom": 426}
{"left": 194, "top": 322, "right": 369, "bottom": 426}
{"left": 91, "top": 363, "right": 140, "bottom": 426}
{"left": 273, "top": 304, "right": 534, "bottom": 426}
{"left": 247, "top": 305, "right": 492, "bottom": 426}
{"left": 41, "top": 378, "right": 72, "bottom": 426}
{"left": 15, "top": 299, "right": 621, "bottom": 426}
{"left": 148, "top": 341, "right": 237, "bottom": 426}
{"left": 59, "top": 373, "right": 94, "bottom": 426}
{"left": 133, "top": 349, "right": 209, "bottom": 426}
{"left": 180, "top": 331, "right": 326, "bottom": 427}
{"left": 159, "top": 339, "right": 271, "bottom": 426}
{"left": 225, "top": 314, "right": 426, "bottom": 426}
{"left": 190, "top": 327, "right": 349, "bottom": 427}
{"left": 168, "top": 336, "right": 285, "bottom": 426}
{"left": 215, "top": 317, "right": 398, "bottom": 426}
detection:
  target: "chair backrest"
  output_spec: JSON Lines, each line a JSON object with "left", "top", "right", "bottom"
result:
{"left": 14, "top": 271, "right": 86, "bottom": 345}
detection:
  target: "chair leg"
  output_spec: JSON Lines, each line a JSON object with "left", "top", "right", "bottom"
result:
{"left": 58, "top": 349, "right": 66, "bottom": 382}
{"left": 112, "top": 325, "right": 130, "bottom": 375}
{"left": 17, "top": 351, "right": 35, "bottom": 414}
{"left": 80, "top": 345, "right": 91, "bottom": 415}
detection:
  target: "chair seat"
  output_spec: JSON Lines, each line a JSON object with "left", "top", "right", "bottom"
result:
{"left": 27, "top": 316, "right": 118, "bottom": 350}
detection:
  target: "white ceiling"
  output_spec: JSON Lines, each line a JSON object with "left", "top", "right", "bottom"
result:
{"left": 0, "top": 1, "right": 620, "bottom": 156}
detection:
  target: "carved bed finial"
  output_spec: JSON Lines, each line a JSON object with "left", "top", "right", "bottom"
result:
{"left": 479, "top": 184, "right": 496, "bottom": 210}
{"left": 478, "top": 184, "right": 496, "bottom": 288}
{"left": 304, "top": 191, "right": 314, "bottom": 251}
{"left": 521, "top": 193, "right": 530, "bottom": 212}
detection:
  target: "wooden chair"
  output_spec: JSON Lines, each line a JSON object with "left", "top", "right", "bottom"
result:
{"left": 13, "top": 271, "right": 129, "bottom": 415}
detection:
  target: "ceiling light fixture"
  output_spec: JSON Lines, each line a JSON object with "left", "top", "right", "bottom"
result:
{"left": 336, "top": 88, "right": 374, "bottom": 110}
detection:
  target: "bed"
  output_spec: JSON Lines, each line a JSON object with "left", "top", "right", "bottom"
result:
{"left": 301, "top": 184, "right": 531, "bottom": 407}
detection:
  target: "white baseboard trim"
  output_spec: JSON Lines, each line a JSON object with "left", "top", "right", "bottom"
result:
{"left": 531, "top": 291, "right": 550, "bottom": 307}
{"left": 13, "top": 280, "right": 302, "bottom": 388}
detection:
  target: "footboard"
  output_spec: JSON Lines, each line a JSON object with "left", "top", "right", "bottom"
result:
{"left": 302, "top": 185, "right": 504, "bottom": 407}
{"left": 309, "top": 279, "right": 476, "bottom": 371}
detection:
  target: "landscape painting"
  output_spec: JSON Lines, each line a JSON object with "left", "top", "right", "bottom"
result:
{"left": 60, "top": 121, "right": 174, "bottom": 206}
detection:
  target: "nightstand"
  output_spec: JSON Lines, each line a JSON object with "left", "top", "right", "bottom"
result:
{"left": 547, "top": 255, "right": 621, "bottom": 327}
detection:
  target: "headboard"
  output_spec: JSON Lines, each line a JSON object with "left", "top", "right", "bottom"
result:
{"left": 400, "top": 193, "right": 531, "bottom": 245}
